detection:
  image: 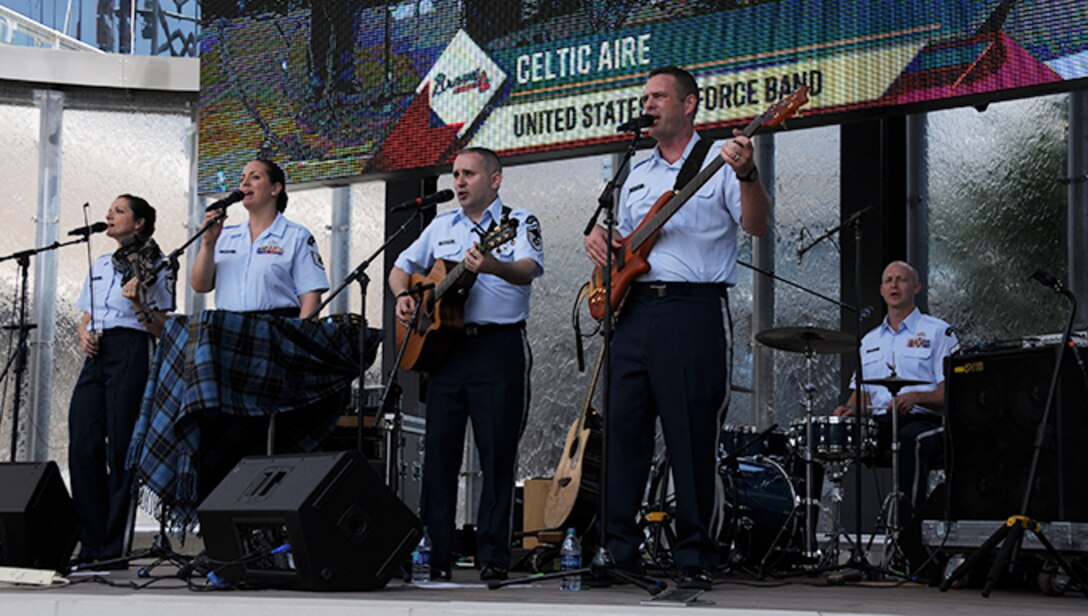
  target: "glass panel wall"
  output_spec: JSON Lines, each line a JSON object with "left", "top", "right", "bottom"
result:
{"left": 929, "top": 95, "right": 1069, "bottom": 344}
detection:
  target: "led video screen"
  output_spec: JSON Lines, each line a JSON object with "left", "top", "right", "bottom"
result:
{"left": 198, "top": 0, "right": 1088, "bottom": 193}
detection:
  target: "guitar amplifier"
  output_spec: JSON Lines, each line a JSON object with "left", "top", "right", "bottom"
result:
{"left": 945, "top": 346, "right": 1088, "bottom": 522}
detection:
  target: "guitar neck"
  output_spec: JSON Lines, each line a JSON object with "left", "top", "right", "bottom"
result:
{"left": 433, "top": 260, "right": 469, "bottom": 301}
{"left": 628, "top": 116, "right": 765, "bottom": 252}
{"left": 575, "top": 346, "right": 607, "bottom": 428}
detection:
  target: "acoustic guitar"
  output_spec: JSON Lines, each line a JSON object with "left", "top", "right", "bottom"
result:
{"left": 542, "top": 345, "right": 605, "bottom": 532}
{"left": 587, "top": 85, "right": 811, "bottom": 320}
{"left": 395, "top": 217, "right": 519, "bottom": 372}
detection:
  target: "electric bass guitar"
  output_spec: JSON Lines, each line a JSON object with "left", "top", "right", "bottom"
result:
{"left": 542, "top": 345, "right": 605, "bottom": 532}
{"left": 395, "top": 218, "right": 520, "bottom": 372}
{"left": 587, "top": 85, "right": 810, "bottom": 320}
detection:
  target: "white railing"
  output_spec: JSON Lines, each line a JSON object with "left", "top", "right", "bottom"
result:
{"left": 0, "top": 5, "right": 103, "bottom": 53}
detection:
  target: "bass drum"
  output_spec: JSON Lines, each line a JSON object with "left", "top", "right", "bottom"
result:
{"left": 718, "top": 456, "right": 803, "bottom": 569}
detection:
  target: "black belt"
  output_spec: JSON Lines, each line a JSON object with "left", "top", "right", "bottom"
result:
{"left": 630, "top": 282, "right": 729, "bottom": 299}
{"left": 100, "top": 327, "right": 150, "bottom": 338}
{"left": 463, "top": 321, "right": 525, "bottom": 337}
{"left": 245, "top": 307, "right": 300, "bottom": 318}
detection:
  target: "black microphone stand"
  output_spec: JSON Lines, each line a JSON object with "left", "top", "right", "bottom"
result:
{"left": 303, "top": 205, "right": 432, "bottom": 494}
{"left": 492, "top": 125, "right": 665, "bottom": 595}
{"left": 144, "top": 208, "right": 229, "bottom": 288}
{"left": 939, "top": 274, "right": 1088, "bottom": 598}
{"left": 0, "top": 235, "right": 95, "bottom": 461}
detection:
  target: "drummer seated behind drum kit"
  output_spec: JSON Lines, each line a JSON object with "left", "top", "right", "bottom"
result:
{"left": 715, "top": 322, "right": 946, "bottom": 574}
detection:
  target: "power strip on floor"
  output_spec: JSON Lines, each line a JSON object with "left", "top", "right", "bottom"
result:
{"left": 0, "top": 566, "right": 64, "bottom": 586}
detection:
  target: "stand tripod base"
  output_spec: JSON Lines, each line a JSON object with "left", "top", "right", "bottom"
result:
{"left": 488, "top": 547, "right": 667, "bottom": 595}
{"left": 939, "top": 515, "right": 1088, "bottom": 598}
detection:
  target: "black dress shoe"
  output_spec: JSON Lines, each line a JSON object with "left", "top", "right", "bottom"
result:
{"left": 430, "top": 568, "right": 452, "bottom": 582}
{"left": 479, "top": 564, "right": 508, "bottom": 581}
{"left": 677, "top": 567, "right": 713, "bottom": 590}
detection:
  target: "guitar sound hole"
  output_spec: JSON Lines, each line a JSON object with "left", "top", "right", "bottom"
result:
{"left": 568, "top": 438, "right": 581, "bottom": 459}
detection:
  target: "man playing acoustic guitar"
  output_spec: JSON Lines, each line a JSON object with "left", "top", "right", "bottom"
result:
{"left": 389, "top": 147, "right": 544, "bottom": 582}
{"left": 584, "top": 66, "right": 772, "bottom": 589}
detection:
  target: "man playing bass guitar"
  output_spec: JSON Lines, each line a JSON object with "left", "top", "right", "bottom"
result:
{"left": 584, "top": 66, "right": 772, "bottom": 589}
{"left": 389, "top": 147, "right": 544, "bottom": 582}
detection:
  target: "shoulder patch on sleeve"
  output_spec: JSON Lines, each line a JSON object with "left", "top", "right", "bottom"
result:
{"left": 525, "top": 214, "right": 542, "bottom": 252}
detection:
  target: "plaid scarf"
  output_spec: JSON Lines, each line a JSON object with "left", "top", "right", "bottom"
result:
{"left": 126, "top": 310, "right": 377, "bottom": 537}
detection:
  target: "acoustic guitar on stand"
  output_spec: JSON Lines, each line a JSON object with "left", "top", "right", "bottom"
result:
{"left": 395, "top": 217, "right": 519, "bottom": 372}
{"left": 587, "top": 85, "right": 810, "bottom": 321}
{"left": 542, "top": 344, "right": 605, "bottom": 532}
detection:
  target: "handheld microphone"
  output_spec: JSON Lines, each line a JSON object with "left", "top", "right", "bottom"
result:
{"left": 390, "top": 189, "right": 455, "bottom": 213}
{"left": 617, "top": 114, "right": 654, "bottom": 132}
{"left": 204, "top": 190, "right": 246, "bottom": 212}
{"left": 67, "top": 221, "right": 108, "bottom": 237}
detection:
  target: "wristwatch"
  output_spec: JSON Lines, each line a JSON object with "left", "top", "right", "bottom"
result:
{"left": 737, "top": 165, "right": 759, "bottom": 183}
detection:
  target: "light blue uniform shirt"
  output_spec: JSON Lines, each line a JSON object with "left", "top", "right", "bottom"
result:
{"left": 78, "top": 252, "right": 176, "bottom": 333}
{"left": 394, "top": 197, "right": 544, "bottom": 324}
{"left": 211, "top": 213, "right": 329, "bottom": 312}
{"left": 617, "top": 133, "right": 743, "bottom": 284}
{"left": 850, "top": 308, "right": 958, "bottom": 416}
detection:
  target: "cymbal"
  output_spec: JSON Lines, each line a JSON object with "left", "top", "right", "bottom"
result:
{"left": 755, "top": 326, "right": 856, "bottom": 354}
{"left": 861, "top": 375, "right": 931, "bottom": 388}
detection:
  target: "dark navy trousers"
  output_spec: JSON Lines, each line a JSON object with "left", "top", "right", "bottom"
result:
{"left": 605, "top": 287, "right": 732, "bottom": 572}
{"left": 421, "top": 325, "right": 530, "bottom": 570}
{"left": 68, "top": 328, "right": 151, "bottom": 562}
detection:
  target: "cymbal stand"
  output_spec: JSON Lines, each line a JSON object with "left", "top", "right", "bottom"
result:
{"left": 798, "top": 346, "right": 820, "bottom": 561}
{"left": 878, "top": 375, "right": 908, "bottom": 573}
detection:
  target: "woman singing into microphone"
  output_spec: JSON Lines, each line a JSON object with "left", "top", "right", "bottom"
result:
{"left": 190, "top": 159, "right": 328, "bottom": 317}
{"left": 69, "top": 194, "right": 175, "bottom": 567}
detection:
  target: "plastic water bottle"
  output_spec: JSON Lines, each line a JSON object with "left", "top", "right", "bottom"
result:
{"left": 559, "top": 527, "right": 582, "bottom": 591}
{"left": 411, "top": 526, "right": 431, "bottom": 584}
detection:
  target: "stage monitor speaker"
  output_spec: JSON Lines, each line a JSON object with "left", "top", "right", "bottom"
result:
{"left": 946, "top": 345, "right": 1088, "bottom": 522}
{"left": 0, "top": 461, "right": 80, "bottom": 572}
{"left": 197, "top": 450, "right": 422, "bottom": 590}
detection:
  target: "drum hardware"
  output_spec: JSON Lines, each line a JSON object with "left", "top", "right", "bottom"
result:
{"left": 817, "top": 459, "right": 858, "bottom": 568}
{"left": 860, "top": 372, "right": 930, "bottom": 573}
{"left": 756, "top": 326, "right": 856, "bottom": 562}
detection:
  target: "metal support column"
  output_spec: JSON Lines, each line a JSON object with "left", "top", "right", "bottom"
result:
{"left": 184, "top": 113, "right": 206, "bottom": 317}
{"left": 905, "top": 113, "right": 929, "bottom": 310}
{"left": 752, "top": 133, "right": 776, "bottom": 428}
{"left": 26, "top": 89, "right": 64, "bottom": 462}
{"left": 1069, "top": 90, "right": 1088, "bottom": 329}
{"left": 330, "top": 186, "right": 352, "bottom": 315}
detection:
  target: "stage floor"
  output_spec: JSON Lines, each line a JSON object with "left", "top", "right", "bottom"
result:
{"left": 3, "top": 560, "right": 1086, "bottom": 616}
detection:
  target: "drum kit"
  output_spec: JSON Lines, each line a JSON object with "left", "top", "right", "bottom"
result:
{"left": 673, "top": 325, "right": 931, "bottom": 575}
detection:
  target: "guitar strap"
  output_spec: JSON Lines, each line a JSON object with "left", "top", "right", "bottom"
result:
{"left": 674, "top": 134, "right": 713, "bottom": 192}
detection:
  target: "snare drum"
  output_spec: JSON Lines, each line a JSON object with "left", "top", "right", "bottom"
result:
{"left": 719, "top": 425, "right": 788, "bottom": 460}
{"left": 789, "top": 415, "right": 877, "bottom": 461}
